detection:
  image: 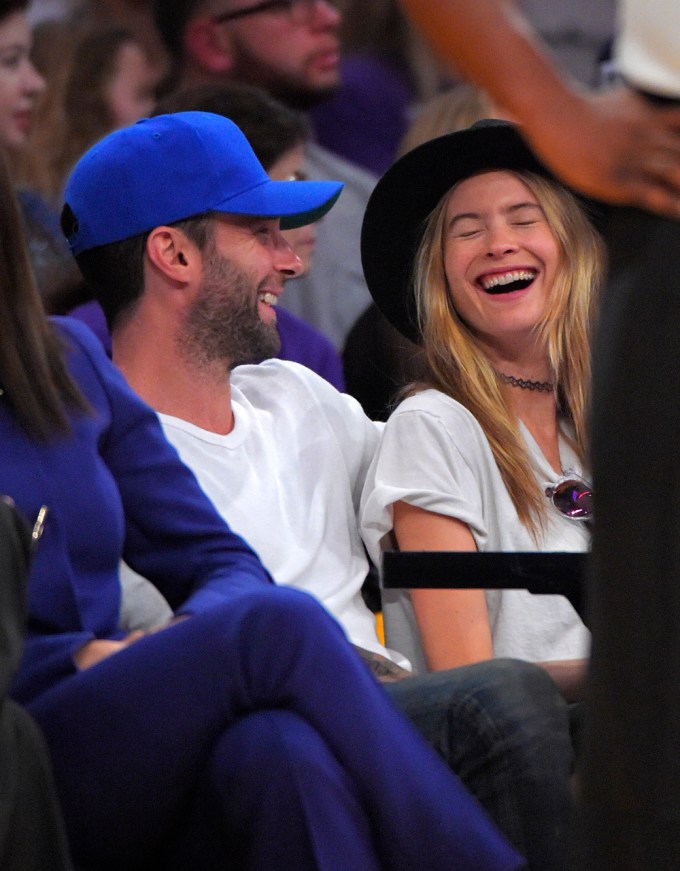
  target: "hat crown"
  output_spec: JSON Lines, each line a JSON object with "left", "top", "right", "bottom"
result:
{"left": 64, "top": 111, "right": 344, "bottom": 254}
{"left": 64, "top": 112, "right": 270, "bottom": 254}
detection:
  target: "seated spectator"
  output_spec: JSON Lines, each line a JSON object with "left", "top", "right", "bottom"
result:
{"left": 27, "top": 23, "right": 159, "bottom": 206}
{"left": 343, "top": 82, "right": 503, "bottom": 420}
{"left": 311, "top": 0, "right": 449, "bottom": 175}
{"left": 360, "top": 120, "right": 597, "bottom": 699}
{"left": 0, "top": 0, "right": 81, "bottom": 309}
{"left": 71, "top": 83, "right": 345, "bottom": 390}
{"left": 152, "top": 83, "right": 346, "bottom": 389}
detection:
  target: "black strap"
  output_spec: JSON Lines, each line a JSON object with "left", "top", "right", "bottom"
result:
{"left": 381, "top": 551, "right": 587, "bottom": 623}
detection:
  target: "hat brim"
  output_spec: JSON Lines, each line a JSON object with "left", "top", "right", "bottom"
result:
{"left": 360, "top": 120, "right": 554, "bottom": 345}
{"left": 214, "top": 178, "right": 343, "bottom": 230}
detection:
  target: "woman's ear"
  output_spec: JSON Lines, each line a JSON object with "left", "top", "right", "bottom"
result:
{"left": 146, "top": 226, "right": 201, "bottom": 286}
{"left": 183, "top": 16, "right": 234, "bottom": 74}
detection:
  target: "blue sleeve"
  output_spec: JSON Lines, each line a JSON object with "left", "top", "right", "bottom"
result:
{"left": 13, "top": 321, "right": 275, "bottom": 705}
{"left": 60, "top": 319, "right": 274, "bottom": 612}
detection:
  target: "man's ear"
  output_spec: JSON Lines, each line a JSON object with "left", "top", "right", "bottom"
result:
{"left": 184, "top": 16, "right": 234, "bottom": 74}
{"left": 146, "top": 226, "right": 202, "bottom": 287}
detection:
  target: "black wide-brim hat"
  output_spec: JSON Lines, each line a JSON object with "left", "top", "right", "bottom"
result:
{"left": 360, "top": 119, "right": 556, "bottom": 345}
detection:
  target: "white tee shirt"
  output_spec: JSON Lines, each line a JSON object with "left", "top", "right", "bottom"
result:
{"left": 360, "top": 389, "right": 590, "bottom": 674}
{"left": 155, "top": 359, "right": 407, "bottom": 667}
{"left": 615, "top": 0, "right": 680, "bottom": 97}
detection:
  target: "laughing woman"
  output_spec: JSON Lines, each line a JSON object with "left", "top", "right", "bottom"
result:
{"left": 360, "top": 120, "right": 603, "bottom": 698}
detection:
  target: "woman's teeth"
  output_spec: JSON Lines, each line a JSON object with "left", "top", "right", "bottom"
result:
{"left": 480, "top": 270, "right": 537, "bottom": 293}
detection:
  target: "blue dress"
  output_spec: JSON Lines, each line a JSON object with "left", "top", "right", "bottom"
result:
{"left": 2, "top": 319, "right": 520, "bottom": 870}
{"left": 5, "top": 319, "right": 272, "bottom": 706}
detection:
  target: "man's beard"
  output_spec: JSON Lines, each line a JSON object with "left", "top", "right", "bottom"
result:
{"left": 269, "top": 79, "right": 339, "bottom": 111}
{"left": 179, "top": 252, "right": 281, "bottom": 371}
{"left": 227, "top": 50, "right": 339, "bottom": 111}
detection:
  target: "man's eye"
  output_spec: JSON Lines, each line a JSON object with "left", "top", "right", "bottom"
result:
{"left": 0, "top": 53, "right": 21, "bottom": 69}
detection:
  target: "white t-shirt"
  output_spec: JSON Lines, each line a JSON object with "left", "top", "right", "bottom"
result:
{"left": 360, "top": 389, "right": 590, "bottom": 674}
{"left": 155, "top": 359, "right": 407, "bottom": 667}
{"left": 615, "top": 0, "right": 680, "bottom": 97}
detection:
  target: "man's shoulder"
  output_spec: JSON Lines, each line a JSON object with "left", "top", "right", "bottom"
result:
{"left": 232, "top": 359, "right": 373, "bottom": 434}
{"left": 232, "top": 358, "right": 333, "bottom": 402}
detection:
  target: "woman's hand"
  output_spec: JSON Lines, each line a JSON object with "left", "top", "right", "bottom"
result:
{"left": 74, "top": 630, "right": 146, "bottom": 670}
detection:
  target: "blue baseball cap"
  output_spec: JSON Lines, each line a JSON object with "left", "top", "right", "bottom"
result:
{"left": 63, "top": 111, "right": 344, "bottom": 256}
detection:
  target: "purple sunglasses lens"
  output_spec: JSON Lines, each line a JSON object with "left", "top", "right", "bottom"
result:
{"left": 551, "top": 479, "right": 593, "bottom": 519}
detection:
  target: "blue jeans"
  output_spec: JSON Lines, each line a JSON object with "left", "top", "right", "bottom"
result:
{"left": 386, "top": 659, "right": 578, "bottom": 871}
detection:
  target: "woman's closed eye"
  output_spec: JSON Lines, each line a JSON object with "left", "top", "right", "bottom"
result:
{"left": 507, "top": 203, "right": 544, "bottom": 226}
{"left": 450, "top": 222, "right": 484, "bottom": 239}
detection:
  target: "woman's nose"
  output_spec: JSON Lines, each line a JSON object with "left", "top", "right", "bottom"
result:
{"left": 485, "top": 225, "right": 518, "bottom": 256}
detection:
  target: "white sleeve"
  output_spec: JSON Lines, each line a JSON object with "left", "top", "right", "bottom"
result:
{"left": 360, "top": 399, "right": 489, "bottom": 564}
{"left": 261, "top": 359, "right": 383, "bottom": 509}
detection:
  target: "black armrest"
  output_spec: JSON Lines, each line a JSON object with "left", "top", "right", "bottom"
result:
{"left": 380, "top": 551, "right": 588, "bottom": 624}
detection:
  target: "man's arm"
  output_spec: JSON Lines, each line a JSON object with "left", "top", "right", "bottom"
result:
{"left": 400, "top": 0, "right": 680, "bottom": 217}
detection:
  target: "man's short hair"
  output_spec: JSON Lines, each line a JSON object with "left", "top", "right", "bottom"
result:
{"left": 70, "top": 214, "right": 213, "bottom": 331}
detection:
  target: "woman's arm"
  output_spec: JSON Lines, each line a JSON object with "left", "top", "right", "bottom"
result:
{"left": 393, "top": 501, "right": 587, "bottom": 699}
{"left": 392, "top": 501, "right": 493, "bottom": 671}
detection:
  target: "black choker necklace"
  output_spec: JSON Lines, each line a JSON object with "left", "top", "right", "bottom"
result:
{"left": 497, "top": 373, "right": 554, "bottom": 393}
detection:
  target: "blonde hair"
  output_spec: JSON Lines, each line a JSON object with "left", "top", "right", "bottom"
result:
{"left": 413, "top": 170, "right": 604, "bottom": 537}
{"left": 398, "top": 84, "right": 497, "bottom": 158}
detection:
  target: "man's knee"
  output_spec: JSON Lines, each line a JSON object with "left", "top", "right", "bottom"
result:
{"left": 385, "top": 658, "right": 571, "bottom": 762}
{"left": 449, "top": 658, "right": 571, "bottom": 745}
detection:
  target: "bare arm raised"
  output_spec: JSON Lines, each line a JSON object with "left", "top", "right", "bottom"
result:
{"left": 400, "top": 0, "right": 680, "bottom": 217}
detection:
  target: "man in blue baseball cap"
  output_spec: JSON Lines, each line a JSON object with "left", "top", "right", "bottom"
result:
{"left": 62, "top": 110, "right": 579, "bottom": 871}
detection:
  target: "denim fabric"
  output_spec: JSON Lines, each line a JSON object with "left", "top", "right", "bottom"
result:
{"left": 386, "top": 659, "right": 578, "bottom": 871}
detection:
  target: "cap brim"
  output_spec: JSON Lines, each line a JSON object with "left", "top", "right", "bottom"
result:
{"left": 214, "top": 178, "right": 343, "bottom": 230}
